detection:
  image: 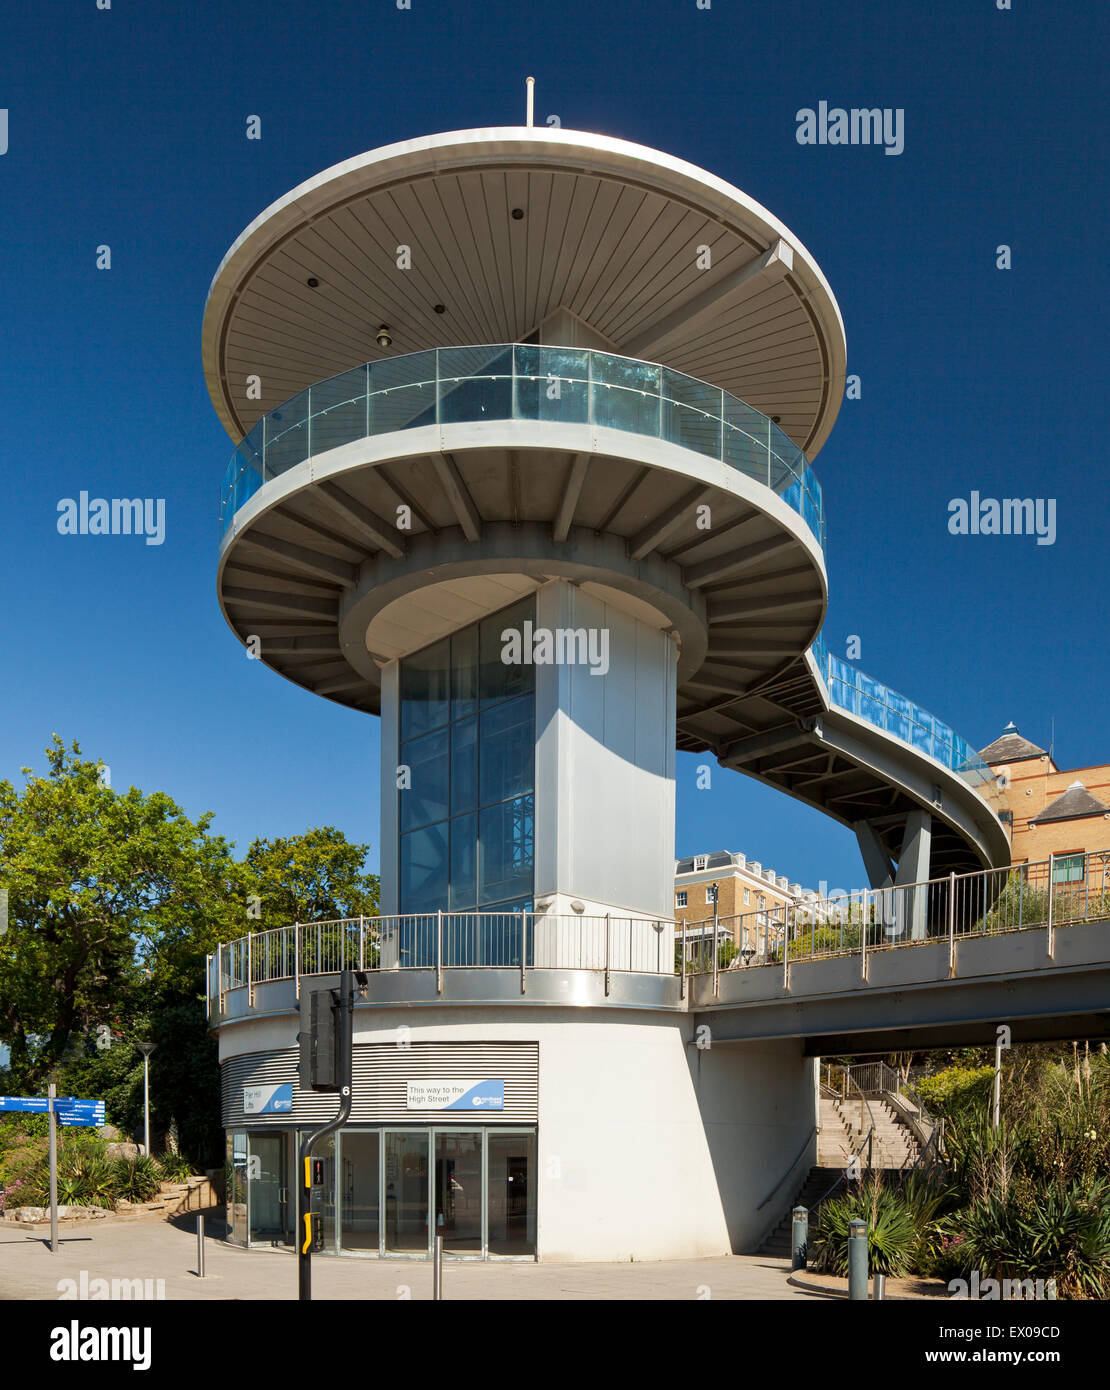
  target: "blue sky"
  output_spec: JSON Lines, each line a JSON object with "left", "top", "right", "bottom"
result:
{"left": 0, "top": 0, "right": 1105, "bottom": 893}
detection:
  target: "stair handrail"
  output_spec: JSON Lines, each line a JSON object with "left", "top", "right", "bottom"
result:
{"left": 755, "top": 1125, "right": 818, "bottom": 1212}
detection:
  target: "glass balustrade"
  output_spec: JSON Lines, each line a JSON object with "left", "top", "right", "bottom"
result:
{"left": 809, "top": 634, "right": 992, "bottom": 788}
{"left": 216, "top": 344, "right": 825, "bottom": 551}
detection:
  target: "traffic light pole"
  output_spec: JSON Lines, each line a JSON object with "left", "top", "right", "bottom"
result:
{"left": 297, "top": 969, "right": 355, "bottom": 1302}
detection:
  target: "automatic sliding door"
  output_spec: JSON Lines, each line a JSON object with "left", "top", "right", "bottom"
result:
{"left": 384, "top": 1132, "right": 429, "bottom": 1255}
{"left": 247, "top": 1133, "right": 290, "bottom": 1246}
{"left": 487, "top": 1131, "right": 536, "bottom": 1257}
{"left": 434, "top": 1131, "right": 483, "bottom": 1256}
{"left": 340, "top": 1131, "right": 381, "bottom": 1253}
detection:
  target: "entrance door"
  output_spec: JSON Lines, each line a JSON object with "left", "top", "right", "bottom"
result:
{"left": 384, "top": 1131, "right": 429, "bottom": 1255}
{"left": 434, "top": 1131, "right": 483, "bottom": 1256}
{"left": 487, "top": 1131, "right": 536, "bottom": 1257}
{"left": 248, "top": 1133, "right": 289, "bottom": 1245}
{"left": 340, "top": 1131, "right": 381, "bottom": 1253}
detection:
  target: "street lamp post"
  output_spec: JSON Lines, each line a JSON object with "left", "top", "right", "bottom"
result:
{"left": 135, "top": 1041, "right": 156, "bottom": 1155}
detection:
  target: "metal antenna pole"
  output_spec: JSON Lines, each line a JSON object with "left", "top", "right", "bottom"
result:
{"left": 526, "top": 76, "right": 535, "bottom": 128}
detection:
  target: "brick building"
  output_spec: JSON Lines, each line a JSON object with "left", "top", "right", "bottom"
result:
{"left": 978, "top": 722, "right": 1110, "bottom": 877}
{"left": 673, "top": 851, "right": 818, "bottom": 956}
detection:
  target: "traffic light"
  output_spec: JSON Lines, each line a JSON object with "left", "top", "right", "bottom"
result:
{"left": 298, "top": 987, "right": 344, "bottom": 1091}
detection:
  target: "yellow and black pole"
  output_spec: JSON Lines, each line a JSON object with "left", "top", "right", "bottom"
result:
{"left": 297, "top": 968, "right": 356, "bottom": 1301}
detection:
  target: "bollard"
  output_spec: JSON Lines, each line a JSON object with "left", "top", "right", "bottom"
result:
{"left": 791, "top": 1205, "right": 808, "bottom": 1271}
{"left": 848, "top": 1219, "right": 868, "bottom": 1301}
{"left": 873, "top": 1272, "right": 885, "bottom": 1301}
{"left": 433, "top": 1233, "right": 443, "bottom": 1301}
{"left": 197, "top": 1214, "right": 206, "bottom": 1278}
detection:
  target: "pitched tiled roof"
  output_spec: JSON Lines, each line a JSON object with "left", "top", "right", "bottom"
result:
{"left": 979, "top": 721, "right": 1047, "bottom": 764}
{"left": 1030, "top": 781, "right": 1110, "bottom": 825}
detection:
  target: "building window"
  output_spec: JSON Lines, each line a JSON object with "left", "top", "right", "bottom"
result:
{"left": 759, "top": 894, "right": 766, "bottom": 910}
{"left": 399, "top": 597, "right": 535, "bottom": 934}
{"left": 706, "top": 884, "right": 718, "bottom": 905}
{"left": 1052, "top": 852, "right": 1085, "bottom": 885}
{"left": 694, "top": 855, "right": 708, "bottom": 871}
{"left": 743, "top": 889, "right": 750, "bottom": 906}
{"left": 675, "top": 891, "right": 687, "bottom": 908}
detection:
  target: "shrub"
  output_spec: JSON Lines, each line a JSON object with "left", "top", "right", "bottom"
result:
{"left": 959, "top": 1179, "right": 1110, "bottom": 1299}
{"left": 57, "top": 1148, "right": 117, "bottom": 1210}
{"left": 915, "top": 1066, "right": 994, "bottom": 1125}
{"left": 157, "top": 1151, "right": 195, "bottom": 1183}
{"left": 111, "top": 1154, "right": 162, "bottom": 1203}
{"left": 809, "top": 1177, "right": 919, "bottom": 1277}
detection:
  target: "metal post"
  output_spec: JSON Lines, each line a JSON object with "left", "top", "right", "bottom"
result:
{"left": 873, "top": 1272, "right": 886, "bottom": 1301}
{"left": 791, "top": 1205, "right": 808, "bottom": 1271}
{"left": 947, "top": 871, "right": 956, "bottom": 977}
{"left": 144, "top": 1054, "right": 150, "bottom": 1156}
{"left": 712, "top": 890, "right": 720, "bottom": 998}
{"left": 782, "top": 904, "right": 791, "bottom": 990}
{"left": 992, "top": 1038, "right": 1002, "bottom": 1130}
{"left": 247, "top": 930, "right": 253, "bottom": 1006}
{"left": 434, "top": 1232, "right": 443, "bottom": 1300}
{"left": 520, "top": 910, "right": 527, "bottom": 995}
{"left": 848, "top": 1219, "right": 868, "bottom": 1300}
{"left": 604, "top": 913, "right": 611, "bottom": 996}
{"left": 860, "top": 890, "right": 869, "bottom": 980}
{"left": 1047, "top": 853, "right": 1055, "bottom": 958}
{"left": 359, "top": 916, "right": 365, "bottom": 971}
{"left": 197, "top": 1214, "right": 206, "bottom": 1278}
{"left": 48, "top": 1084, "right": 58, "bottom": 1254}
{"left": 680, "top": 916, "right": 687, "bottom": 998}
{"left": 436, "top": 908, "right": 443, "bottom": 995}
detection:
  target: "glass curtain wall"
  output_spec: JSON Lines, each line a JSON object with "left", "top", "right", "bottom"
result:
{"left": 399, "top": 596, "right": 535, "bottom": 965}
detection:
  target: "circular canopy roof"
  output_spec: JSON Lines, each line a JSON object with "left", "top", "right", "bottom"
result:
{"left": 203, "top": 126, "right": 847, "bottom": 458}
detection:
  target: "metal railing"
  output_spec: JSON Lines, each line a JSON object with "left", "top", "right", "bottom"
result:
{"left": 681, "top": 850, "right": 1110, "bottom": 976}
{"left": 208, "top": 909, "right": 674, "bottom": 1016}
{"left": 217, "top": 343, "right": 825, "bottom": 551}
{"left": 205, "top": 851, "right": 1110, "bottom": 1018}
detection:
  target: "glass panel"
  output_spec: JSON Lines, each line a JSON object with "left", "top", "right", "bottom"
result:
{"left": 723, "top": 397, "right": 769, "bottom": 481}
{"left": 480, "top": 696, "right": 534, "bottom": 807}
{"left": 227, "top": 1131, "right": 248, "bottom": 1246}
{"left": 439, "top": 346, "right": 514, "bottom": 422}
{"left": 400, "top": 637, "right": 450, "bottom": 741}
{"left": 451, "top": 626, "right": 478, "bottom": 721}
{"left": 434, "top": 1131, "right": 484, "bottom": 1256}
{"left": 448, "top": 814, "right": 477, "bottom": 910}
{"left": 340, "top": 1130, "right": 380, "bottom": 1253}
{"left": 590, "top": 356, "right": 661, "bottom": 436}
{"left": 264, "top": 388, "right": 310, "bottom": 476}
{"left": 368, "top": 352, "right": 437, "bottom": 434}
{"left": 514, "top": 345, "right": 589, "bottom": 423}
{"left": 309, "top": 366, "right": 368, "bottom": 455}
{"left": 400, "top": 727, "right": 449, "bottom": 831}
{"left": 247, "top": 1133, "right": 289, "bottom": 1245}
{"left": 400, "top": 823, "right": 448, "bottom": 915}
{"left": 661, "top": 369, "right": 721, "bottom": 459}
{"left": 479, "top": 598, "right": 535, "bottom": 705}
{"left": 384, "top": 1132, "right": 430, "bottom": 1254}
{"left": 487, "top": 1131, "right": 536, "bottom": 1257}
{"left": 451, "top": 718, "right": 478, "bottom": 815}
{"left": 479, "top": 794, "right": 535, "bottom": 905}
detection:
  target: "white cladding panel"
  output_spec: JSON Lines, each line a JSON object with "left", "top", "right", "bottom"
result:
{"left": 535, "top": 581, "right": 676, "bottom": 918}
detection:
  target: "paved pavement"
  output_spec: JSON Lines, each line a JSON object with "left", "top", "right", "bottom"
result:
{"left": 0, "top": 1209, "right": 813, "bottom": 1301}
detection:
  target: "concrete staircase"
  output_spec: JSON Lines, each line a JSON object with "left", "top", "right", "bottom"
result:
{"left": 817, "top": 1095, "right": 918, "bottom": 1169}
{"left": 758, "top": 1166, "right": 844, "bottom": 1258}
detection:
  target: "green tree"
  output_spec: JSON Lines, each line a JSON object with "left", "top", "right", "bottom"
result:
{"left": 244, "top": 826, "right": 380, "bottom": 926}
{"left": 0, "top": 738, "right": 244, "bottom": 1084}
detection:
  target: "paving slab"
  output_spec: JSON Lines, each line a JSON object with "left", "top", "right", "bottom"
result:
{"left": 0, "top": 1209, "right": 813, "bottom": 1301}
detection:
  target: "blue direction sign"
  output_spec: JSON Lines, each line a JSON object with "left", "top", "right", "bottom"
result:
{"left": 0, "top": 1096, "right": 105, "bottom": 1126}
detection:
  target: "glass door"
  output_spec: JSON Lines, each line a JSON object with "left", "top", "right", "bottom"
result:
{"left": 247, "top": 1132, "right": 290, "bottom": 1246}
{"left": 434, "top": 1130, "right": 484, "bottom": 1256}
{"left": 487, "top": 1131, "right": 536, "bottom": 1257}
{"left": 384, "top": 1131, "right": 430, "bottom": 1255}
{"left": 340, "top": 1130, "right": 381, "bottom": 1254}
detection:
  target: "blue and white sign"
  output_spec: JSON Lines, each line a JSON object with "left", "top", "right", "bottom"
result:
{"left": 406, "top": 1079, "right": 505, "bottom": 1112}
{"left": 57, "top": 1099, "right": 105, "bottom": 1128}
{"left": 0, "top": 1096, "right": 104, "bottom": 1126}
{"left": 243, "top": 1083, "right": 293, "bottom": 1116}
